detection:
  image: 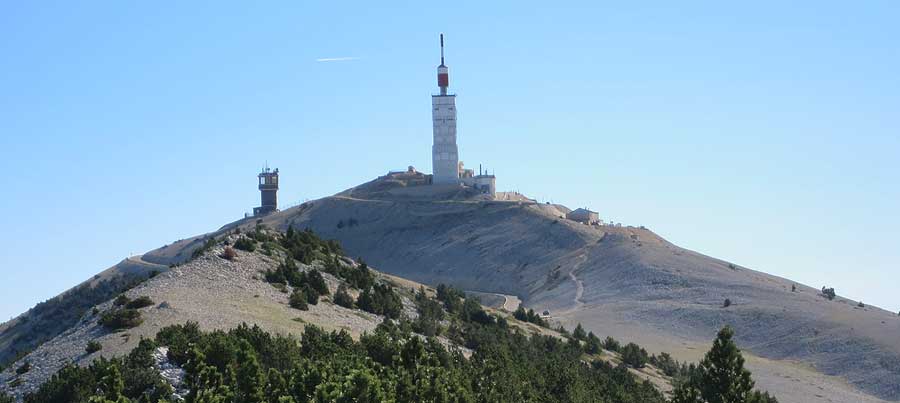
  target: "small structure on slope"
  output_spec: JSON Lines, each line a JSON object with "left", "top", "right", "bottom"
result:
{"left": 253, "top": 166, "right": 279, "bottom": 216}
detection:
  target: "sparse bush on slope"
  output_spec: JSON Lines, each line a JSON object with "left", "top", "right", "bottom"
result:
{"left": 99, "top": 309, "right": 143, "bottom": 330}
{"left": 573, "top": 323, "right": 587, "bottom": 340}
{"left": 85, "top": 340, "right": 102, "bottom": 354}
{"left": 585, "top": 331, "right": 603, "bottom": 355}
{"left": 124, "top": 296, "right": 154, "bottom": 309}
{"left": 513, "top": 305, "right": 548, "bottom": 327}
{"left": 621, "top": 342, "right": 649, "bottom": 368}
{"left": 333, "top": 284, "right": 354, "bottom": 309}
{"left": 356, "top": 283, "right": 402, "bottom": 319}
{"left": 603, "top": 336, "right": 622, "bottom": 352}
{"left": 233, "top": 236, "right": 257, "bottom": 252}
{"left": 16, "top": 361, "right": 31, "bottom": 375}
{"left": 191, "top": 237, "right": 217, "bottom": 260}
{"left": 412, "top": 287, "right": 444, "bottom": 336}
{"left": 289, "top": 289, "right": 308, "bottom": 311}
{"left": 220, "top": 246, "right": 237, "bottom": 261}
{"left": 822, "top": 287, "right": 836, "bottom": 301}
{"left": 113, "top": 295, "right": 130, "bottom": 307}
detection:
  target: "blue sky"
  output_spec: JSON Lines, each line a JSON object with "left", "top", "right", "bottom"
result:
{"left": 1, "top": 1, "right": 898, "bottom": 320}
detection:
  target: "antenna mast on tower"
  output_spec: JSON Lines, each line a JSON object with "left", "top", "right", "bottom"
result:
{"left": 437, "top": 33, "right": 450, "bottom": 95}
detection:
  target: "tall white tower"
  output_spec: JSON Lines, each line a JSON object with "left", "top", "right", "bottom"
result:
{"left": 432, "top": 33, "right": 459, "bottom": 185}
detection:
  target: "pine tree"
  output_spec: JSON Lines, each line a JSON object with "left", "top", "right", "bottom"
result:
{"left": 585, "top": 331, "right": 602, "bottom": 354}
{"left": 89, "top": 362, "right": 130, "bottom": 403}
{"left": 234, "top": 341, "right": 266, "bottom": 403}
{"left": 697, "top": 327, "right": 755, "bottom": 402}
{"left": 572, "top": 323, "right": 587, "bottom": 341}
{"left": 671, "top": 326, "right": 778, "bottom": 403}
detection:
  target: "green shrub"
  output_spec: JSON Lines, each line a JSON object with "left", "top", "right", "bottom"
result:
{"left": 723, "top": 298, "right": 732, "bottom": 308}
{"left": 234, "top": 237, "right": 257, "bottom": 252}
{"left": 99, "top": 309, "right": 143, "bottom": 330}
{"left": 191, "top": 237, "right": 217, "bottom": 259}
{"left": 650, "top": 352, "right": 681, "bottom": 377}
{"left": 603, "top": 336, "right": 621, "bottom": 352}
{"left": 333, "top": 285, "right": 354, "bottom": 309}
{"left": 303, "top": 284, "right": 319, "bottom": 305}
{"left": 436, "top": 284, "right": 465, "bottom": 314}
{"left": 585, "top": 331, "right": 602, "bottom": 354}
{"left": 86, "top": 340, "right": 102, "bottom": 354}
{"left": 512, "top": 306, "right": 549, "bottom": 327}
{"left": 822, "top": 287, "right": 836, "bottom": 300}
{"left": 621, "top": 343, "right": 649, "bottom": 368}
{"left": 289, "top": 289, "right": 308, "bottom": 310}
{"left": 16, "top": 361, "right": 31, "bottom": 375}
{"left": 573, "top": 323, "right": 587, "bottom": 341}
{"left": 125, "top": 296, "right": 154, "bottom": 309}
{"left": 305, "top": 270, "right": 329, "bottom": 296}
{"left": 113, "top": 295, "right": 130, "bottom": 307}
{"left": 357, "top": 284, "right": 402, "bottom": 319}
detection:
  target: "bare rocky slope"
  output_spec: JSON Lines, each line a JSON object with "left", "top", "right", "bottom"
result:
{"left": 0, "top": 229, "right": 672, "bottom": 401}
{"left": 0, "top": 234, "right": 434, "bottom": 399}
{"left": 234, "top": 188, "right": 899, "bottom": 403}
{"left": 0, "top": 256, "right": 167, "bottom": 366}
{"left": 2, "top": 180, "right": 898, "bottom": 402}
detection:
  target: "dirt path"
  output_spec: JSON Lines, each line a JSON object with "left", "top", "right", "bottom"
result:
{"left": 128, "top": 255, "right": 168, "bottom": 269}
{"left": 555, "top": 252, "right": 588, "bottom": 316}
{"left": 502, "top": 294, "right": 522, "bottom": 312}
{"left": 570, "top": 270, "right": 585, "bottom": 310}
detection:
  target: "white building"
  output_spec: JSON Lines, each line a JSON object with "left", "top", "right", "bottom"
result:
{"left": 566, "top": 208, "right": 600, "bottom": 225}
{"left": 432, "top": 34, "right": 459, "bottom": 185}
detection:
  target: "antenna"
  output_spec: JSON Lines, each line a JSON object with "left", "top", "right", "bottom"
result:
{"left": 440, "top": 33, "right": 445, "bottom": 65}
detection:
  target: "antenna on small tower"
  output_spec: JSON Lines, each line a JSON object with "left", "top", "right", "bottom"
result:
{"left": 440, "top": 33, "right": 445, "bottom": 66}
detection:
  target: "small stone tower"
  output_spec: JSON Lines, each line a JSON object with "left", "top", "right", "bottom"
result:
{"left": 253, "top": 167, "right": 278, "bottom": 216}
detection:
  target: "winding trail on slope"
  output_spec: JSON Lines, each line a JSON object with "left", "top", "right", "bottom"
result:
{"left": 502, "top": 294, "right": 522, "bottom": 312}
{"left": 570, "top": 270, "right": 585, "bottom": 310}
{"left": 556, "top": 252, "right": 588, "bottom": 316}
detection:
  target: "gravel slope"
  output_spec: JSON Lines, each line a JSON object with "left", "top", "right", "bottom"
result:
{"left": 4, "top": 186, "right": 897, "bottom": 402}
{"left": 248, "top": 193, "right": 900, "bottom": 402}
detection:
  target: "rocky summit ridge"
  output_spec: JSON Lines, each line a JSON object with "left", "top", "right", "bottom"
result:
{"left": 1, "top": 181, "right": 898, "bottom": 403}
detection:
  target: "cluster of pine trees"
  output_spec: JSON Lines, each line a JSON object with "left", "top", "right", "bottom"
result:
{"left": 9, "top": 289, "right": 777, "bottom": 403}
{"left": 513, "top": 306, "right": 548, "bottom": 327}
{"left": 4, "top": 227, "right": 778, "bottom": 402}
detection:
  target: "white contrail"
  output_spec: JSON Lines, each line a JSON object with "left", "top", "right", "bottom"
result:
{"left": 315, "top": 56, "right": 360, "bottom": 62}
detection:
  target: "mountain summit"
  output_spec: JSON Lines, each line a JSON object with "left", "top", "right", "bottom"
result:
{"left": 1, "top": 179, "right": 898, "bottom": 403}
